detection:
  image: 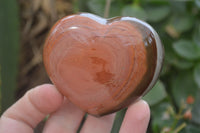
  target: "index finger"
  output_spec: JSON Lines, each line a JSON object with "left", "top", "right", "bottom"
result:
{"left": 119, "top": 100, "right": 150, "bottom": 133}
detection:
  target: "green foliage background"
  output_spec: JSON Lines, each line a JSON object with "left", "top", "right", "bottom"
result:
{"left": 0, "top": 0, "right": 200, "bottom": 132}
{"left": 0, "top": 0, "right": 20, "bottom": 114}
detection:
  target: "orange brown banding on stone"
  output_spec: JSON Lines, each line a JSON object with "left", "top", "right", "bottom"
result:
{"left": 43, "top": 14, "right": 158, "bottom": 116}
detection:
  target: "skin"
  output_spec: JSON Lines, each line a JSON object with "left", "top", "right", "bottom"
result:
{"left": 0, "top": 84, "right": 150, "bottom": 133}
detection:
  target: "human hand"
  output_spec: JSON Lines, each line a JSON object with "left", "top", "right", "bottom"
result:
{"left": 0, "top": 84, "right": 150, "bottom": 133}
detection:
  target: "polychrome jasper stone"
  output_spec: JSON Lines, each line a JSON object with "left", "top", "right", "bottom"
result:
{"left": 43, "top": 13, "right": 164, "bottom": 116}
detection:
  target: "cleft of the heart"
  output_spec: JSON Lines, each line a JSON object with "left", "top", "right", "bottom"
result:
{"left": 43, "top": 13, "right": 164, "bottom": 116}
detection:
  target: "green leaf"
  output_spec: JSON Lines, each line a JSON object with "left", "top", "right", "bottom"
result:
{"left": 162, "top": 36, "right": 194, "bottom": 69}
{"left": 173, "top": 40, "right": 200, "bottom": 60}
{"left": 111, "top": 108, "right": 127, "bottom": 133}
{"left": 194, "top": 63, "right": 200, "bottom": 88}
{"left": 171, "top": 59, "right": 194, "bottom": 70}
{"left": 146, "top": 6, "right": 170, "bottom": 22}
{"left": 143, "top": 80, "right": 167, "bottom": 106}
{"left": 170, "top": 71, "right": 198, "bottom": 106}
{"left": 170, "top": 2, "right": 186, "bottom": 13}
{"left": 170, "top": 14, "right": 194, "bottom": 33}
{"left": 0, "top": 0, "right": 20, "bottom": 113}
{"left": 166, "top": 49, "right": 194, "bottom": 69}
{"left": 122, "top": 5, "right": 147, "bottom": 20}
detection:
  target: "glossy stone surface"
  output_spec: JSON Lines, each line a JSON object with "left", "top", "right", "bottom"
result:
{"left": 43, "top": 13, "right": 164, "bottom": 116}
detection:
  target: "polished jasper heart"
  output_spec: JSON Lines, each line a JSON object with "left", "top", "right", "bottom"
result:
{"left": 43, "top": 13, "right": 164, "bottom": 116}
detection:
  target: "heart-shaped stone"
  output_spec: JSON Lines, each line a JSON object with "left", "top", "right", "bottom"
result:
{"left": 43, "top": 13, "right": 164, "bottom": 116}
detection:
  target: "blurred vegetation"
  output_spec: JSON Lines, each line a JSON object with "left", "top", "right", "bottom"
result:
{"left": 0, "top": 0, "right": 200, "bottom": 133}
{"left": 0, "top": 0, "right": 20, "bottom": 114}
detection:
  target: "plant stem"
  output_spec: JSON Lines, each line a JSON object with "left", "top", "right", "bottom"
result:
{"left": 173, "top": 123, "right": 186, "bottom": 133}
{"left": 104, "top": 0, "right": 111, "bottom": 18}
{"left": 77, "top": 114, "right": 88, "bottom": 133}
{"left": 73, "top": 0, "right": 79, "bottom": 13}
{"left": 171, "top": 101, "right": 185, "bottom": 130}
